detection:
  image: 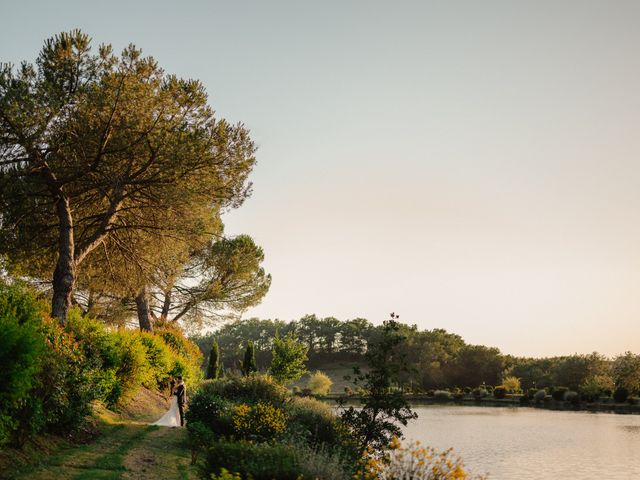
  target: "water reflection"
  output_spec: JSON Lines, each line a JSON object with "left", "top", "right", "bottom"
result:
{"left": 402, "top": 405, "right": 640, "bottom": 480}
{"left": 619, "top": 425, "right": 640, "bottom": 434}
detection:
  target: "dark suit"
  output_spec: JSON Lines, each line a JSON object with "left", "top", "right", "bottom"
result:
{"left": 175, "top": 384, "right": 186, "bottom": 426}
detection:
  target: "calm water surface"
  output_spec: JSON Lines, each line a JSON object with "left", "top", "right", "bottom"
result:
{"left": 402, "top": 405, "right": 640, "bottom": 479}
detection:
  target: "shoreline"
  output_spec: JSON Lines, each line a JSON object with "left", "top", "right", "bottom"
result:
{"left": 319, "top": 393, "right": 640, "bottom": 415}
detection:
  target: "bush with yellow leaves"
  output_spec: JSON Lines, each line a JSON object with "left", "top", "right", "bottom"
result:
{"left": 232, "top": 401, "right": 287, "bottom": 441}
{"left": 209, "top": 468, "right": 242, "bottom": 480}
{"left": 354, "top": 437, "right": 486, "bottom": 480}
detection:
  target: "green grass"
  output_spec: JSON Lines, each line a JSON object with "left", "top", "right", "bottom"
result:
{"left": 8, "top": 422, "right": 198, "bottom": 480}
{"left": 0, "top": 388, "right": 199, "bottom": 480}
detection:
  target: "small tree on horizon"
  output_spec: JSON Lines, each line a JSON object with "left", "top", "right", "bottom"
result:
{"left": 338, "top": 314, "right": 417, "bottom": 455}
{"left": 206, "top": 339, "right": 221, "bottom": 380}
{"left": 242, "top": 340, "right": 258, "bottom": 376}
{"left": 269, "top": 332, "right": 308, "bottom": 384}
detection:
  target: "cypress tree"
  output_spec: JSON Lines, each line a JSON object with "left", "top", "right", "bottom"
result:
{"left": 206, "top": 339, "right": 221, "bottom": 380}
{"left": 242, "top": 340, "right": 258, "bottom": 376}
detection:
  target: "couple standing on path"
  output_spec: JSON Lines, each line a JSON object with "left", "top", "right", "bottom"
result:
{"left": 153, "top": 376, "right": 187, "bottom": 427}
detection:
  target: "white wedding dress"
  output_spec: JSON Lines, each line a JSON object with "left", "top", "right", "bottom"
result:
{"left": 152, "top": 395, "right": 181, "bottom": 427}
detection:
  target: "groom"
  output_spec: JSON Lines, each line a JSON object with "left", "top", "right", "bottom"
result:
{"left": 174, "top": 376, "right": 187, "bottom": 427}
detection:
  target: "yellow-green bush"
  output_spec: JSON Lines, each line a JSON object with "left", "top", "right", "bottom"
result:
{"left": 357, "top": 437, "right": 485, "bottom": 480}
{"left": 139, "top": 332, "right": 174, "bottom": 388}
{"left": 306, "top": 370, "right": 333, "bottom": 396}
{"left": 502, "top": 376, "right": 521, "bottom": 394}
{"left": 112, "top": 330, "right": 155, "bottom": 401}
{"left": 210, "top": 469, "right": 242, "bottom": 480}
{"left": 232, "top": 402, "right": 287, "bottom": 441}
{"left": 153, "top": 322, "right": 203, "bottom": 387}
{"left": 287, "top": 396, "right": 349, "bottom": 449}
{"left": 66, "top": 312, "right": 202, "bottom": 406}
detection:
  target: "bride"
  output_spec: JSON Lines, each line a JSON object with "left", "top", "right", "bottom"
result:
{"left": 152, "top": 379, "right": 181, "bottom": 427}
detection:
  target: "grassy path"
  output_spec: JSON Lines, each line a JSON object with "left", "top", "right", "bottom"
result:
{"left": 10, "top": 421, "right": 198, "bottom": 480}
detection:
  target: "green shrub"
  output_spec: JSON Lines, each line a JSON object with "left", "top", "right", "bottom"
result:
{"left": 564, "top": 391, "right": 580, "bottom": 405}
{"left": 614, "top": 387, "right": 629, "bottom": 403}
{"left": 0, "top": 282, "right": 47, "bottom": 445}
{"left": 493, "top": 386, "right": 506, "bottom": 399}
{"left": 307, "top": 371, "right": 333, "bottom": 396}
{"left": 204, "top": 440, "right": 300, "bottom": 480}
{"left": 64, "top": 309, "right": 118, "bottom": 366}
{"left": 186, "top": 420, "right": 216, "bottom": 464}
{"left": 93, "top": 368, "right": 122, "bottom": 408}
{"left": 184, "top": 383, "right": 233, "bottom": 436}
{"left": 471, "top": 387, "right": 487, "bottom": 399}
{"left": 552, "top": 387, "right": 568, "bottom": 401}
{"left": 433, "top": 390, "right": 452, "bottom": 401}
{"left": 0, "top": 283, "right": 95, "bottom": 446}
{"left": 527, "top": 388, "right": 538, "bottom": 398}
{"left": 64, "top": 311, "right": 124, "bottom": 406}
{"left": 534, "top": 389, "right": 546, "bottom": 404}
{"left": 204, "top": 440, "right": 351, "bottom": 480}
{"left": 202, "top": 374, "right": 289, "bottom": 404}
{"left": 287, "top": 396, "right": 344, "bottom": 448}
{"left": 294, "top": 443, "right": 352, "bottom": 480}
{"left": 269, "top": 333, "right": 309, "bottom": 385}
{"left": 38, "top": 320, "right": 94, "bottom": 434}
{"left": 580, "top": 375, "right": 614, "bottom": 403}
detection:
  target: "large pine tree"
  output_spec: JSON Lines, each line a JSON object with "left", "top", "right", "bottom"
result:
{"left": 0, "top": 30, "right": 256, "bottom": 323}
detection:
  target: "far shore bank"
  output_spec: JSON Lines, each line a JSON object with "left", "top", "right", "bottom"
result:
{"left": 319, "top": 393, "right": 640, "bottom": 414}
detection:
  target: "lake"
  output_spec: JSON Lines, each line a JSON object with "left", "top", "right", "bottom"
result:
{"left": 402, "top": 405, "right": 640, "bottom": 479}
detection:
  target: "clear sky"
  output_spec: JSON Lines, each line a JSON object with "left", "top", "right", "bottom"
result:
{"left": 2, "top": 0, "right": 640, "bottom": 357}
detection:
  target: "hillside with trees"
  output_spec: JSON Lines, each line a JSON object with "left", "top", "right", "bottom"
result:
{"left": 192, "top": 314, "right": 640, "bottom": 400}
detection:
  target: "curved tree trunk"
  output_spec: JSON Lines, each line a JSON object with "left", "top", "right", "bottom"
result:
{"left": 51, "top": 195, "right": 76, "bottom": 324}
{"left": 135, "top": 287, "right": 153, "bottom": 332}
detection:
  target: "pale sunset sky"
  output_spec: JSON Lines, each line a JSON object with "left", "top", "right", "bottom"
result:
{"left": 2, "top": 1, "right": 640, "bottom": 357}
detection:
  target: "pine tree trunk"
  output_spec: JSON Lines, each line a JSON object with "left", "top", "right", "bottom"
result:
{"left": 51, "top": 195, "right": 76, "bottom": 324}
{"left": 135, "top": 287, "right": 153, "bottom": 332}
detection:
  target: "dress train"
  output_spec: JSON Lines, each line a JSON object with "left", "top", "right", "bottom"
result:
{"left": 152, "top": 395, "right": 181, "bottom": 427}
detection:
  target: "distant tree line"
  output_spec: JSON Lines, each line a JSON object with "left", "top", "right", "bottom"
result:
{"left": 192, "top": 315, "right": 640, "bottom": 397}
